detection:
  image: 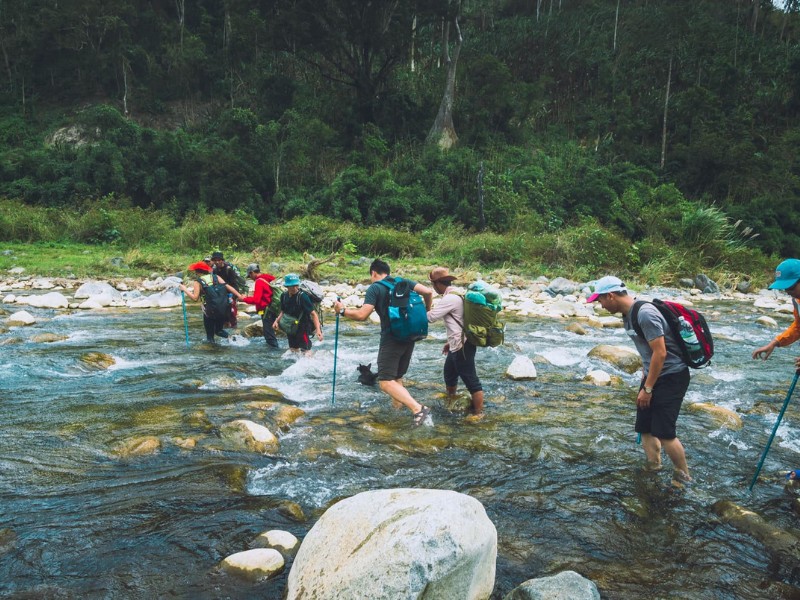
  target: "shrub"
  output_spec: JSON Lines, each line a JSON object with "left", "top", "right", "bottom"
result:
{"left": 176, "top": 209, "right": 262, "bottom": 252}
{"left": 0, "top": 199, "right": 56, "bottom": 242}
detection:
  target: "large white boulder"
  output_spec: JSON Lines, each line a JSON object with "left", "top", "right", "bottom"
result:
{"left": 503, "top": 570, "right": 601, "bottom": 600}
{"left": 506, "top": 355, "right": 537, "bottom": 380}
{"left": 7, "top": 310, "right": 35, "bottom": 325}
{"left": 286, "top": 488, "right": 497, "bottom": 600}
{"left": 22, "top": 292, "right": 69, "bottom": 309}
{"left": 74, "top": 281, "right": 122, "bottom": 301}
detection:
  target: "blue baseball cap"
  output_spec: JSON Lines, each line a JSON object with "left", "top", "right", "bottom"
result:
{"left": 586, "top": 276, "right": 627, "bottom": 302}
{"left": 769, "top": 259, "right": 800, "bottom": 290}
{"left": 284, "top": 273, "right": 301, "bottom": 287}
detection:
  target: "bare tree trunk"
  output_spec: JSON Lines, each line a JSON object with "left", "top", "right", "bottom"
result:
{"left": 660, "top": 55, "right": 673, "bottom": 171}
{"left": 411, "top": 14, "right": 417, "bottom": 71}
{"left": 175, "top": 0, "right": 185, "bottom": 54}
{"left": 536, "top": 0, "right": 542, "bottom": 23}
{"left": 751, "top": 0, "right": 759, "bottom": 35}
{"left": 477, "top": 161, "right": 485, "bottom": 231}
{"left": 122, "top": 60, "right": 129, "bottom": 116}
{"left": 613, "top": 0, "right": 620, "bottom": 51}
{"left": 426, "top": 15, "right": 462, "bottom": 150}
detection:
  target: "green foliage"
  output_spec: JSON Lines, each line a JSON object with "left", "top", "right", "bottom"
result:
{"left": 176, "top": 210, "right": 262, "bottom": 252}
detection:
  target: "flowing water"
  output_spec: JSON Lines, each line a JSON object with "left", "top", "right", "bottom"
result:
{"left": 1, "top": 297, "right": 800, "bottom": 599}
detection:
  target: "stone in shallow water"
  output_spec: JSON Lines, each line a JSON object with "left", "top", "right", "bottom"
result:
{"left": 506, "top": 355, "right": 537, "bottom": 380}
{"left": 503, "top": 570, "right": 600, "bottom": 600}
{"left": 79, "top": 352, "right": 116, "bottom": 370}
{"left": 116, "top": 436, "right": 161, "bottom": 458}
{"left": 588, "top": 344, "right": 642, "bottom": 374}
{"left": 253, "top": 529, "right": 299, "bottom": 553}
{"left": 221, "top": 548, "right": 284, "bottom": 581}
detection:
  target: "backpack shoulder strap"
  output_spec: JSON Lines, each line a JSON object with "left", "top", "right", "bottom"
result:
{"left": 376, "top": 278, "right": 395, "bottom": 291}
{"left": 629, "top": 300, "right": 649, "bottom": 338}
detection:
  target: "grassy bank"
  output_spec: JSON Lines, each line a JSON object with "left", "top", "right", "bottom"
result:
{"left": 0, "top": 199, "right": 777, "bottom": 288}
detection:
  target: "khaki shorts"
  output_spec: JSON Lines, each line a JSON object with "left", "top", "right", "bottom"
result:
{"left": 377, "top": 335, "right": 416, "bottom": 381}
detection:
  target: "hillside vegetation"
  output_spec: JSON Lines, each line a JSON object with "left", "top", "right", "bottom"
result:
{"left": 1, "top": 1, "right": 798, "bottom": 283}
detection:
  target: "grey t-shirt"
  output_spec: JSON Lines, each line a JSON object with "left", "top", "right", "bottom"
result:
{"left": 623, "top": 302, "right": 686, "bottom": 377}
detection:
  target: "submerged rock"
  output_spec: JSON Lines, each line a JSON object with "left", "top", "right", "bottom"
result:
{"left": 588, "top": 344, "right": 642, "bottom": 374}
{"left": 31, "top": 333, "right": 69, "bottom": 343}
{"left": 685, "top": 402, "right": 743, "bottom": 430}
{"left": 221, "top": 548, "right": 284, "bottom": 582}
{"left": 712, "top": 500, "right": 800, "bottom": 560}
{"left": 0, "top": 528, "right": 17, "bottom": 555}
{"left": 286, "top": 488, "right": 496, "bottom": 600}
{"left": 116, "top": 436, "right": 161, "bottom": 457}
{"left": 278, "top": 501, "right": 307, "bottom": 523}
{"left": 220, "top": 419, "right": 279, "bottom": 453}
{"left": 584, "top": 369, "right": 611, "bottom": 386}
{"left": 79, "top": 352, "right": 116, "bottom": 370}
{"left": 504, "top": 570, "right": 601, "bottom": 600}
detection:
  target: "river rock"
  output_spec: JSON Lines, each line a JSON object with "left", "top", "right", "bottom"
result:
{"left": 243, "top": 321, "right": 264, "bottom": 337}
{"left": 220, "top": 419, "right": 279, "bottom": 453}
{"left": 597, "top": 316, "right": 624, "bottom": 328}
{"left": 685, "top": 403, "right": 743, "bottom": 429}
{"left": 755, "top": 316, "right": 778, "bottom": 328}
{"left": 0, "top": 528, "right": 16, "bottom": 555}
{"left": 545, "top": 277, "right": 579, "bottom": 296}
{"left": 678, "top": 278, "right": 695, "bottom": 288}
{"left": 30, "top": 278, "right": 55, "bottom": 290}
{"left": 31, "top": 333, "right": 69, "bottom": 343}
{"left": 116, "top": 436, "right": 161, "bottom": 457}
{"left": 695, "top": 274, "right": 719, "bottom": 294}
{"left": 753, "top": 297, "right": 781, "bottom": 310}
{"left": 736, "top": 280, "right": 751, "bottom": 293}
{"left": 566, "top": 322, "right": 587, "bottom": 335}
{"left": 7, "top": 310, "right": 35, "bottom": 325}
{"left": 286, "top": 488, "right": 496, "bottom": 600}
{"left": 273, "top": 405, "right": 306, "bottom": 429}
{"left": 278, "top": 501, "right": 307, "bottom": 522}
{"left": 583, "top": 369, "right": 611, "bottom": 386}
{"left": 0, "top": 337, "right": 23, "bottom": 346}
{"left": 78, "top": 298, "right": 107, "bottom": 310}
{"left": 712, "top": 500, "right": 800, "bottom": 559}
{"left": 74, "top": 281, "right": 123, "bottom": 300}
{"left": 20, "top": 292, "right": 69, "bottom": 309}
{"left": 79, "top": 352, "right": 116, "bottom": 370}
{"left": 503, "top": 570, "right": 601, "bottom": 600}
{"left": 506, "top": 356, "right": 537, "bottom": 380}
{"left": 253, "top": 529, "right": 299, "bottom": 553}
{"left": 221, "top": 548, "right": 284, "bottom": 582}
{"left": 588, "top": 344, "right": 642, "bottom": 374}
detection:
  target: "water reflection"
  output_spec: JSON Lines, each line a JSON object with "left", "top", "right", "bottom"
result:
{"left": 0, "top": 300, "right": 798, "bottom": 598}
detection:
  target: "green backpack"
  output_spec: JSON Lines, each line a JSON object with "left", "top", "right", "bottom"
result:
{"left": 266, "top": 282, "right": 283, "bottom": 317}
{"left": 453, "top": 284, "right": 505, "bottom": 348}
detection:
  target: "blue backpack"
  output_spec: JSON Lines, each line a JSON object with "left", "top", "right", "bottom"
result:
{"left": 377, "top": 278, "right": 428, "bottom": 342}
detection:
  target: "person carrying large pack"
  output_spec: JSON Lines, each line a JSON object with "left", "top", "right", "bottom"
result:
{"left": 273, "top": 273, "right": 323, "bottom": 355}
{"left": 240, "top": 263, "right": 280, "bottom": 349}
{"left": 210, "top": 250, "right": 246, "bottom": 328}
{"left": 333, "top": 259, "right": 434, "bottom": 428}
{"left": 425, "top": 267, "right": 491, "bottom": 419}
{"left": 178, "top": 261, "right": 243, "bottom": 343}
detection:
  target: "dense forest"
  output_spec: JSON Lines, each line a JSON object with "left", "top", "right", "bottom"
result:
{"left": 1, "top": 0, "right": 799, "bottom": 261}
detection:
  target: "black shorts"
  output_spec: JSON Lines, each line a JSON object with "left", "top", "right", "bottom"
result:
{"left": 287, "top": 329, "right": 312, "bottom": 351}
{"left": 635, "top": 368, "right": 690, "bottom": 440}
{"left": 377, "top": 335, "right": 415, "bottom": 381}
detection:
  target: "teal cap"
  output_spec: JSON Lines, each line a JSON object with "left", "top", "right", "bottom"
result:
{"left": 769, "top": 259, "right": 800, "bottom": 290}
{"left": 284, "top": 273, "right": 301, "bottom": 287}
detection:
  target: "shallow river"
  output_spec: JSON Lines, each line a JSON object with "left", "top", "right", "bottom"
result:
{"left": 1, "top": 295, "right": 799, "bottom": 599}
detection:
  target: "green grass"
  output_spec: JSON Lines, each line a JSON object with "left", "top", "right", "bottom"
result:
{"left": 0, "top": 199, "right": 778, "bottom": 288}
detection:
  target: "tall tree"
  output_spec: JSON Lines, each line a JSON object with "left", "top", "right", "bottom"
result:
{"left": 426, "top": 0, "right": 462, "bottom": 149}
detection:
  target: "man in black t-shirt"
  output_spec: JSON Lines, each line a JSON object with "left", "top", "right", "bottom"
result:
{"left": 333, "top": 259, "right": 434, "bottom": 427}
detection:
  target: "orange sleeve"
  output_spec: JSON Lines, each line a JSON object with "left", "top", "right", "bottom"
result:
{"left": 774, "top": 301, "right": 800, "bottom": 347}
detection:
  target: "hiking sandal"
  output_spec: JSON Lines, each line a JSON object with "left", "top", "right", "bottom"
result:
{"left": 413, "top": 406, "right": 431, "bottom": 427}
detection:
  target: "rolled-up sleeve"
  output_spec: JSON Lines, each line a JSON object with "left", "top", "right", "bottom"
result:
{"left": 775, "top": 301, "right": 800, "bottom": 347}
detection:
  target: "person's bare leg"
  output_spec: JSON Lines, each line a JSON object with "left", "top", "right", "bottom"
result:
{"left": 641, "top": 433, "right": 662, "bottom": 470}
{"left": 379, "top": 379, "right": 423, "bottom": 414}
{"left": 662, "top": 437, "right": 690, "bottom": 480}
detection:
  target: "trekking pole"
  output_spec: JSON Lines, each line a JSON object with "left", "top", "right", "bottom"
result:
{"left": 749, "top": 369, "right": 800, "bottom": 490}
{"left": 181, "top": 290, "right": 190, "bottom": 348}
{"left": 331, "top": 297, "right": 341, "bottom": 406}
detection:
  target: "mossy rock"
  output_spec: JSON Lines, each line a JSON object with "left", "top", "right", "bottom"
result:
{"left": 79, "top": 351, "right": 116, "bottom": 370}
{"left": 116, "top": 436, "right": 161, "bottom": 458}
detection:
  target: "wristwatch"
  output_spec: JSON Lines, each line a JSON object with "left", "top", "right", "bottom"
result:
{"left": 339, "top": 307, "right": 346, "bottom": 316}
{"left": 644, "top": 386, "right": 653, "bottom": 394}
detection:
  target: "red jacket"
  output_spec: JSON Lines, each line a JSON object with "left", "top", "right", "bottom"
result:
{"left": 241, "top": 273, "right": 276, "bottom": 312}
